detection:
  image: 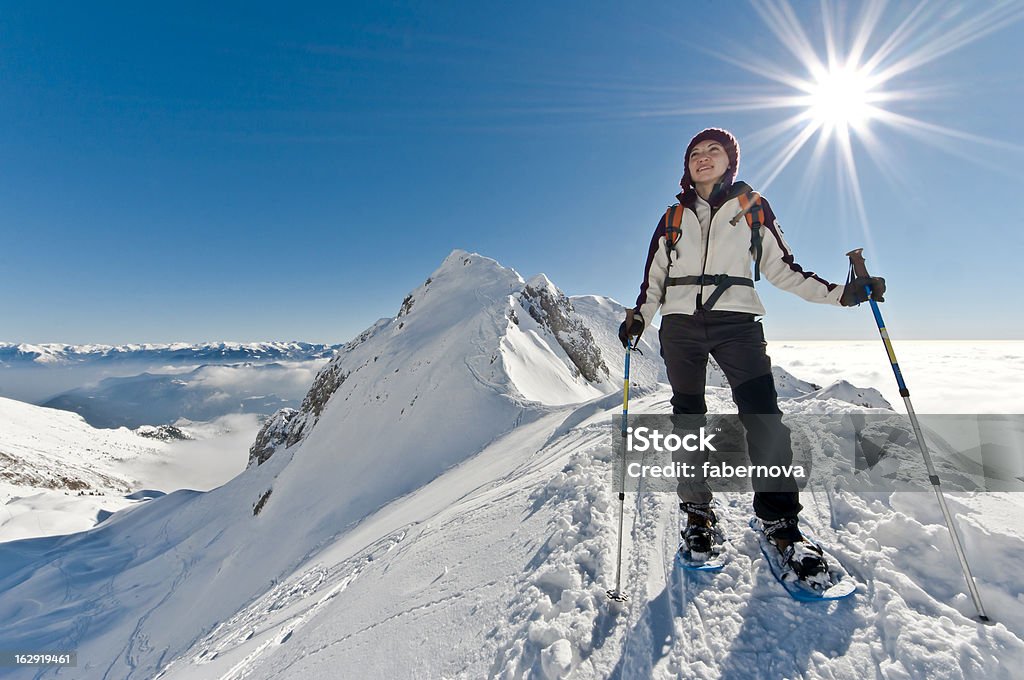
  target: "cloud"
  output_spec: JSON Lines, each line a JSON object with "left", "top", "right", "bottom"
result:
{"left": 125, "top": 414, "right": 262, "bottom": 492}
{"left": 188, "top": 361, "right": 325, "bottom": 400}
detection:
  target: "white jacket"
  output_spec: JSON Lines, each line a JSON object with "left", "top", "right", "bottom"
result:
{"left": 633, "top": 182, "right": 844, "bottom": 326}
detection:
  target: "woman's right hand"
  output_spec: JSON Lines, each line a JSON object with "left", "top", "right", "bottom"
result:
{"left": 618, "top": 310, "right": 645, "bottom": 347}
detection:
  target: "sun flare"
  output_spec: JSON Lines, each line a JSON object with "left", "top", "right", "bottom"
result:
{"left": 805, "top": 64, "right": 876, "bottom": 131}
{"left": 654, "top": 0, "right": 1024, "bottom": 239}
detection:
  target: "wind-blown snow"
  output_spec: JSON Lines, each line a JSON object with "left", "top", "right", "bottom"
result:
{"left": 502, "top": 319, "right": 604, "bottom": 405}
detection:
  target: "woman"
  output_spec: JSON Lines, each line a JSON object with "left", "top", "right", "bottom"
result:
{"left": 618, "top": 127, "right": 884, "bottom": 581}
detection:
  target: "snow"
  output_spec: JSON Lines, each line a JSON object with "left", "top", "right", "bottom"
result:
{"left": 0, "top": 396, "right": 153, "bottom": 498}
{"left": 792, "top": 379, "right": 892, "bottom": 409}
{"left": 569, "top": 295, "right": 668, "bottom": 393}
{"left": 502, "top": 319, "right": 604, "bottom": 405}
{"left": 0, "top": 250, "right": 1021, "bottom": 679}
{"left": 525, "top": 273, "right": 561, "bottom": 297}
{"left": 0, "top": 397, "right": 252, "bottom": 542}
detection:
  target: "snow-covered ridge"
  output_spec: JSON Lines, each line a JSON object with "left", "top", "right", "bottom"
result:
{"left": 0, "top": 396, "right": 166, "bottom": 541}
{"left": 0, "top": 397, "right": 153, "bottom": 495}
{"left": 248, "top": 250, "right": 622, "bottom": 467}
{"left": 793, "top": 379, "right": 892, "bottom": 409}
{"left": 247, "top": 252, "right": 880, "bottom": 468}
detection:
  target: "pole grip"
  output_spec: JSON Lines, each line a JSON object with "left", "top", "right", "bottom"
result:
{"left": 625, "top": 308, "right": 634, "bottom": 328}
{"left": 846, "top": 248, "right": 871, "bottom": 279}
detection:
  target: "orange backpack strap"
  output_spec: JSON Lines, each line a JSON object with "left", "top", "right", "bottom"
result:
{"left": 734, "top": 191, "right": 764, "bottom": 281}
{"left": 659, "top": 204, "right": 684, "bottom": 303}
{"left": 664, "top": 204, "right": 683, "bottom": 249}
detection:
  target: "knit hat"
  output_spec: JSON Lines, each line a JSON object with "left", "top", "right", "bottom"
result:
{"left": 679, "top": 127, "right": 740, "bottom": 190}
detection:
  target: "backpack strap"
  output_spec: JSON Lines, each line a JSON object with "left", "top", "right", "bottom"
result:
{"left": 733, "top": 191, "right": 764, "bottom": 281}
{"left": 658, "top": 195, "right": 765, "bottom": 311}
{"left": 659, "top": 204, "right": 684, "bottom": 304}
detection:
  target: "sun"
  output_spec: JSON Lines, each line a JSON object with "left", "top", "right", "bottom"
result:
{"left": 804, "top": 64, "right": 877, "bottom": 132}
{"left": 651, "top": 0, "right": 1024, "bottom": 239}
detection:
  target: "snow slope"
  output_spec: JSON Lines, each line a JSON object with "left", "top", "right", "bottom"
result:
{"left": 0, "top": 251, "right": 1020, "bottom": 679}
{"left": 0, "top": 397, "right": 149, "bottom": 496}
{"left": 0, "top": 398, "right": 254, "bottom": 543}
{"left": 569, "top": 294, "right": 668, "bottom": 393}
{"left": 0, "top": 397, "right": 158, "bottom": 542}
{"left": 157, "top": 387, "right": 1023, "bottom": 680}
{"left": 0, "top": 250, "right": 608, "bottom": 678}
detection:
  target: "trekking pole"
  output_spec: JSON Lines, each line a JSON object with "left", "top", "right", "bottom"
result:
{"left": 847, "top": 248, "right": 990, "bottom": 622}
{"left": 607, "top": 314, "right": 639, "bottom": 603}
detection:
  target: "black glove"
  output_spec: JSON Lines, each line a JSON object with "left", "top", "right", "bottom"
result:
{"left": 618, "top": 313, "right": 645, "bottom": 347}
{"left": 841, "top": 276, "right": 886, "bottom": 306}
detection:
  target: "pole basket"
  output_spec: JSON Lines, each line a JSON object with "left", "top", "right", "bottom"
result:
{"left": 606, "top": 589, "right": 629, "bottom": 603}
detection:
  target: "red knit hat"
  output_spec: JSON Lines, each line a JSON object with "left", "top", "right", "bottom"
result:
{"left": 679, "top": 128, "right": 740, "bottom": 190}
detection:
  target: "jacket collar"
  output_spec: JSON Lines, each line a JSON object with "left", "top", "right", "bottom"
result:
{"left": 677, "top": 180, "right": 752, "bottom": 211}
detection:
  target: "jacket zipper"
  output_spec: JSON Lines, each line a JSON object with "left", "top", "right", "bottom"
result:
{"left": 697, "top": 202, "right": 722, "bottom": 311}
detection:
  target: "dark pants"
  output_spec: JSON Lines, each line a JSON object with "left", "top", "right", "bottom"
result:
{"left": 659, "top": 311, "right": 802, "bottom": 522}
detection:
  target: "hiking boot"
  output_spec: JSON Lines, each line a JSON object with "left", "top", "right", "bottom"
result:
{"left": 761, "top": 517, "right": 829, "bottom": 584}
{"left": 680, "top": 502, "right": 719, "bottom": 557}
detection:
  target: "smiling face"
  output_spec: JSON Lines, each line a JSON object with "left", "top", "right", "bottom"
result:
{"left": 687, "top": 140, "right": 730, "bottom": 186}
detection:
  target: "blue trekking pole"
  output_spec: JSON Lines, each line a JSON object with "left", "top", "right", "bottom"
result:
{"left": 607, "top": 313, "right": 639, "bottom": 603}
{"left": 847, "top": 249, "right": 989, "bottom": 622}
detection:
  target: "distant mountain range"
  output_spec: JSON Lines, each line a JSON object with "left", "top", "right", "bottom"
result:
{"left": 0, "top": 341, "right": 341, "bottom": 366}
{"left": 0, "top": 341, "right": 342, "bottom": 406}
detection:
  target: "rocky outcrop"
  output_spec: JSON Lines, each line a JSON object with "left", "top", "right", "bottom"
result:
{"left": 248, "top": 408, "right": 299, "bottom": 468}
{"left": 135, "top": 424, "right": 193, "bottom": 441}
{"left": 248, "top": 347, "right": 351, "bottom": 467}
{"left": 520, "top": 275, "right": 609, "bottom": 384}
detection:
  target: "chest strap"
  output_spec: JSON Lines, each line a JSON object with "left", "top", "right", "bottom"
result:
{"left": 665, "top": 274, "right": 754, "bottom": 311}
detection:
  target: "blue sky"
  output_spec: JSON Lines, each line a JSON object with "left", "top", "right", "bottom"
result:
{"left": 2, "top": 1, "right": 1022, "bottom": 344}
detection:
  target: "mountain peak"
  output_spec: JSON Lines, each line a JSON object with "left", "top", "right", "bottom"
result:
{"left": 525, "top": 273, "right": 558, "bottom": 295}
{"left": 436, "top": 249, "right": 525, "bottom": 283}
{"left": 248, "top": 251, "right": 618, "bottom": 469}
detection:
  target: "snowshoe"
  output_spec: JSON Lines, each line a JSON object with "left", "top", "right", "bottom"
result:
{"left": 778, "top": 540, "right": 831, "bottom": 591}
{"left": 761, "top": 517, "right": 830, "bottom": 588}
{"left": 678, "top": 502, "right": 726, "bottom": 571}
{"left": 749, "top": 517, "right": 856, "bottom": 601}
